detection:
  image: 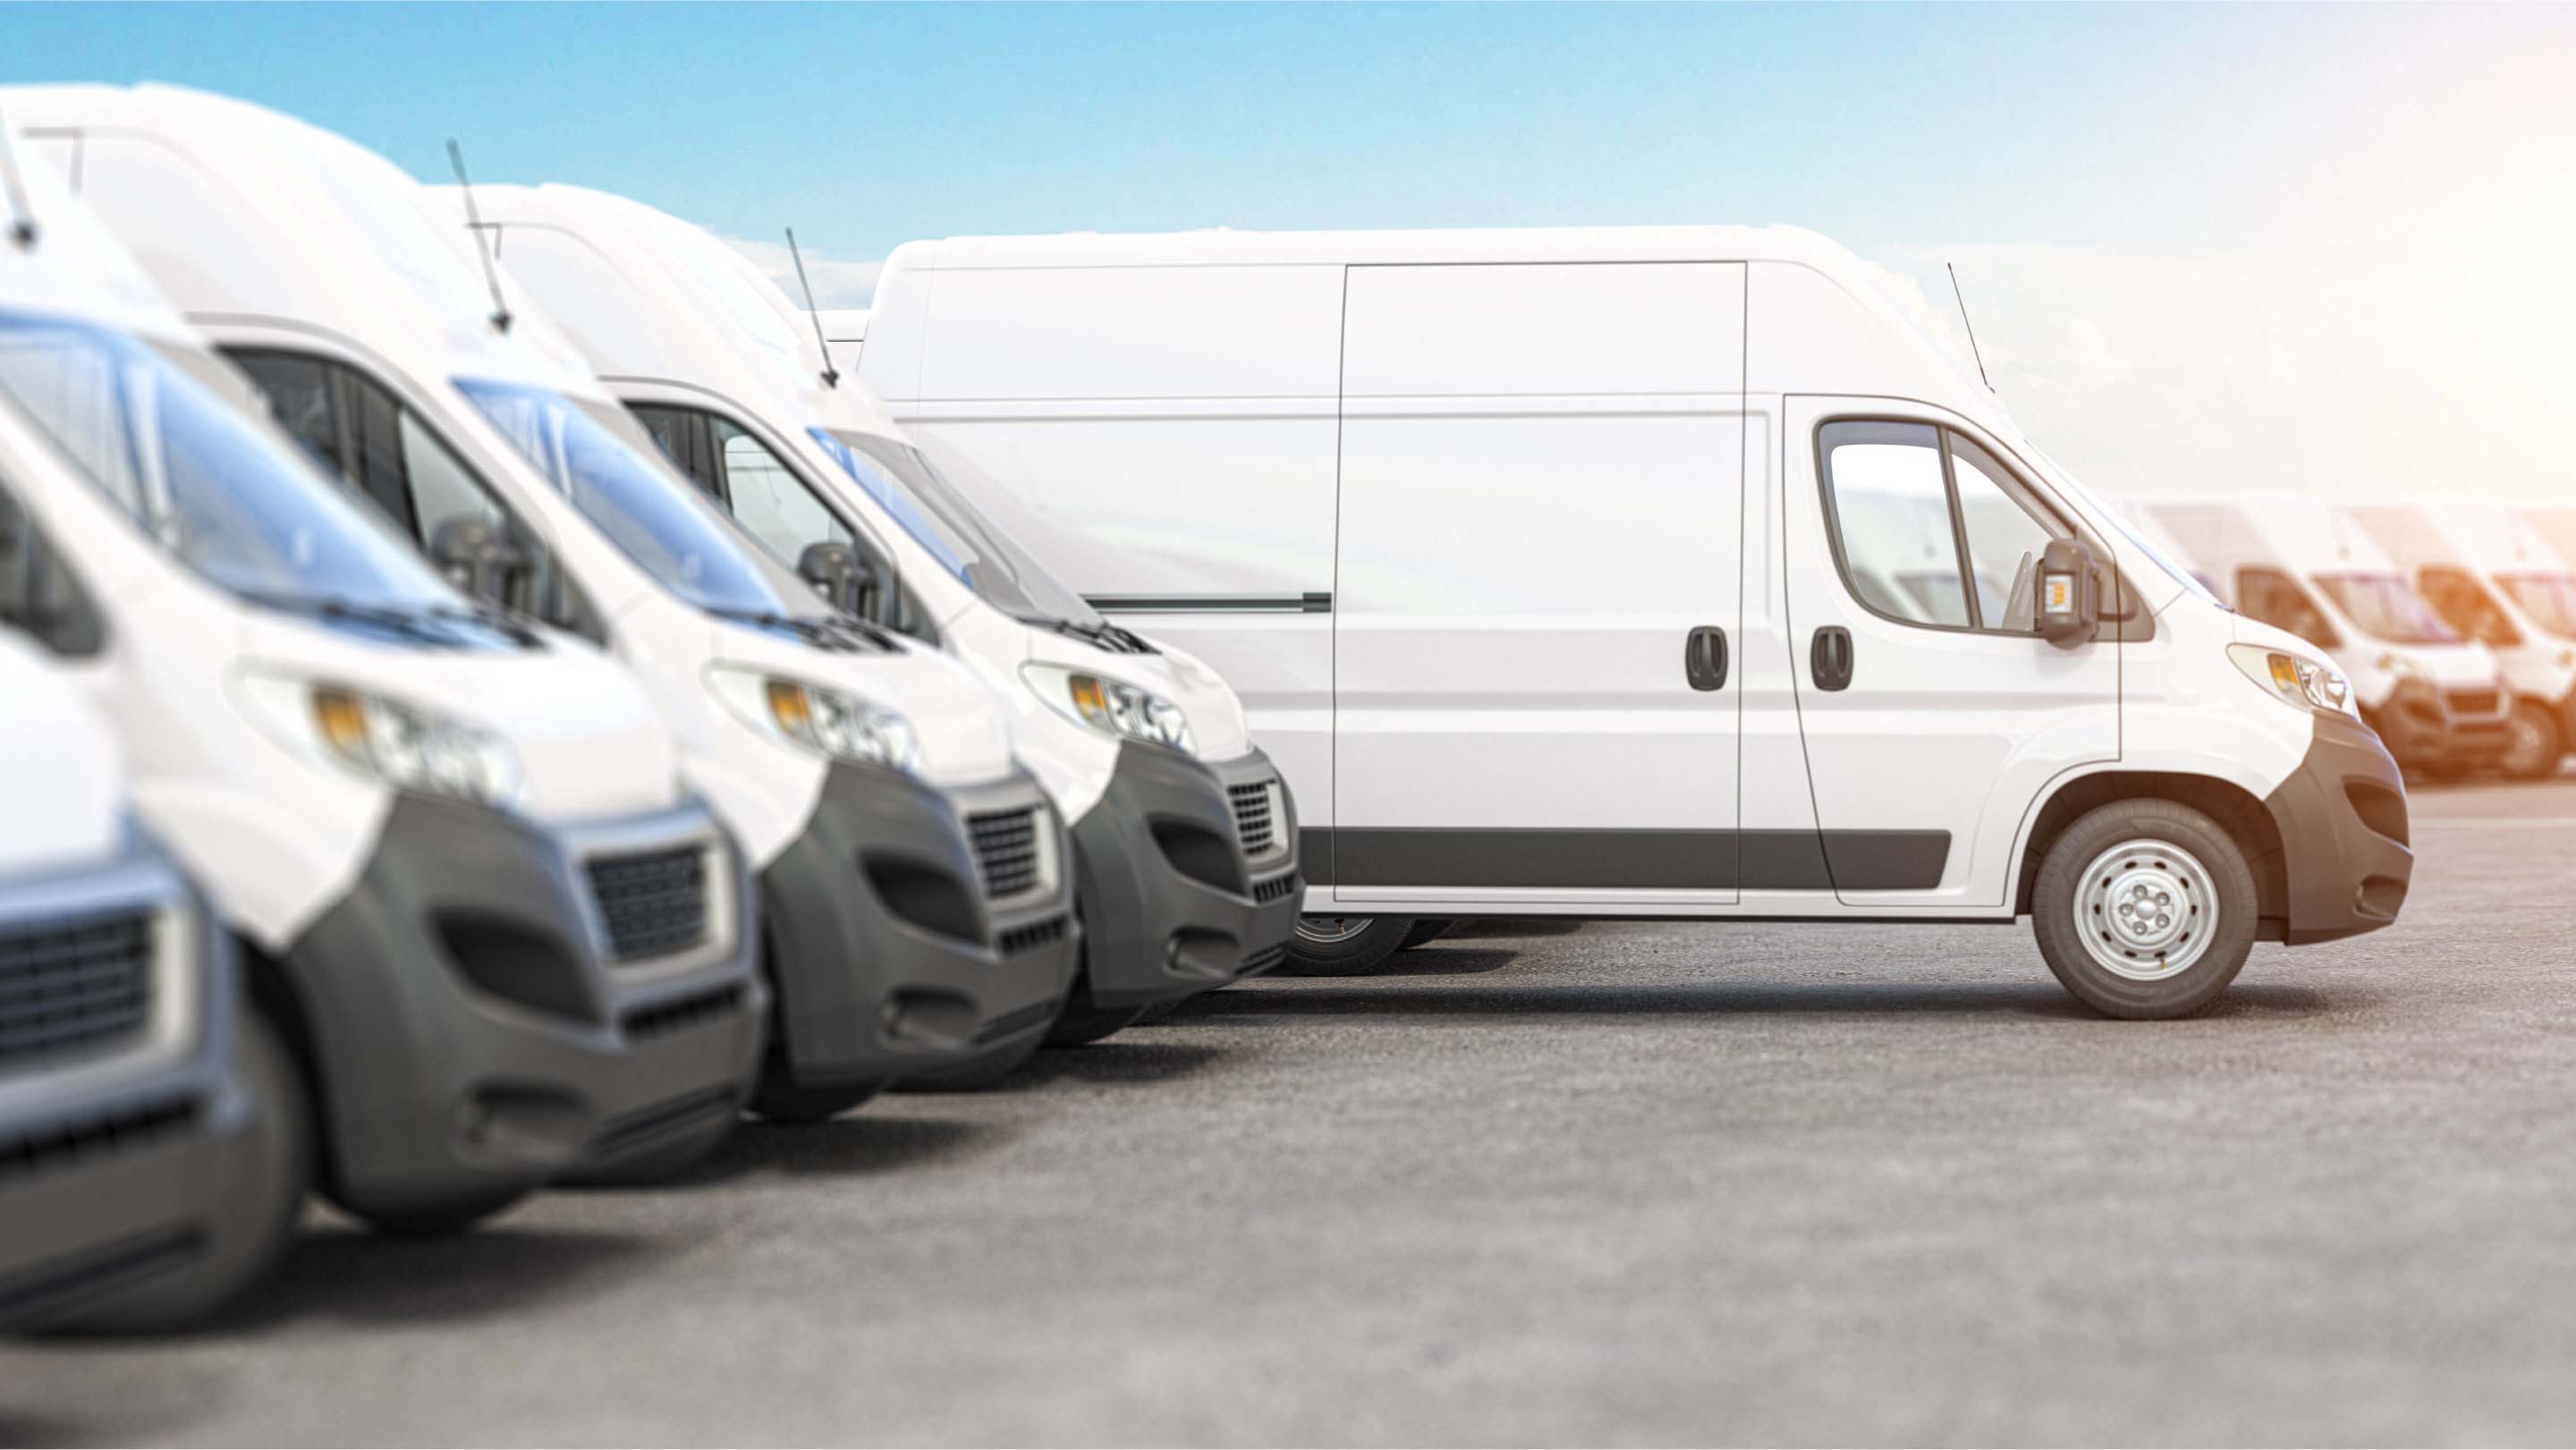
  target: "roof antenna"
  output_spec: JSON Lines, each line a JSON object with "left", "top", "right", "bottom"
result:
{"left": 784, "top": 227, "right": 841, "bottom": 389}
{"left": 0, "top": 108, "right": 39, "bottom": 250}
{"left": 1946, "top": 261, "right": 1991, "bottom": 392}
{"left": 446, "top": 140, "right": 512, "bottom": 334}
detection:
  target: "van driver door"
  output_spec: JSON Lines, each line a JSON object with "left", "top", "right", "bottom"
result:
{"left": 1328, "top": 261, "right": 1745, "bottom": 908}
{"left": 1778, "top": 397, "right": 2121, "bottom": 909}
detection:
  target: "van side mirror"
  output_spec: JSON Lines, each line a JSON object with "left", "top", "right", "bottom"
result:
{"left": 798, "top": 539, "right": 880, "bottom": 618}
{"left": 429, "top": 516, "right": 530, "bottom": 605}
{"left": 2037, "top": 538, "right": 2098, "bottom": 645}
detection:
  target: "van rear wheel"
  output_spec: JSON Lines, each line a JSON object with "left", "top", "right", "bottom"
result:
{"left": 1282, "top": 915, "right": 1415, "bottom": 974}
{"left": 2031, "top": 799, "right": 2258, "bottom": 1020}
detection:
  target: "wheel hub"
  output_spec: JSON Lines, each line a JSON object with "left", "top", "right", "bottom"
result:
{"left": 2075, "top": 839, "right": 2217, "bottom": 982}
{"left": 1294, "top": 915, "right": 1373, "bottom": 945}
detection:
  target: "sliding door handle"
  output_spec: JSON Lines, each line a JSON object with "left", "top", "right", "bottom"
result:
{"left": 1810, "top": 626, "right": 1854, "bottom": 691}
{"left": 1684, "top": 625, "right": 1729, "bottom": 691}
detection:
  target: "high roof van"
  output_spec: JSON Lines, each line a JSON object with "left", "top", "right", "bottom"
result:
{"left": 0, "top": 637, "right": 292, "bottom": 1330}
{"left": 10, "top": 85, "right": 1078, "bottom": 1113}
{"left": 2142, "top": 495, "right": 2512, "bottom": 777}
{"left": 850, "top": 224, "right": 2412, "bottom": 1015}
{"left": 2348, "top": 498, "right": 2576, "bottom": 778}
{"left": 443, "top": 184, "right": 1301, "bottom": 1043}
{"left": 0, "top": 121, "right": 762, "bottom": 1235}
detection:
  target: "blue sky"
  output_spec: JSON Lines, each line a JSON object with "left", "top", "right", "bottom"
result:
{"left": 8, "top": 3, "right": 2575, "bottom": 497}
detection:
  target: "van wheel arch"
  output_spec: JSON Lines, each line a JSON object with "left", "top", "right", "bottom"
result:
{"left": 237, "top": 935, "right": 333, "bottom": 1191}
{"left": 2013, "top": 773, "right": 2287, "bottom": 941}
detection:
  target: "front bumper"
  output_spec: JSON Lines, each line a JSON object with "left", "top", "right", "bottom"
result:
{"left": 0, "top": 844, "right": 254, "bottom": 1327}
{"left": 759, "top": 763, "right": 1079, "bottom": 1089}
{"left": 2261, "top": 709, "right": 2414, "bottom": 945}
{"left": 2368, "top": 679, "right": 2510, "bottom": 769}
{"left": 281, "top": 793, "right": 763, "bottom": 1222}
{"left": 1071, "top": 742, "right": 1302, "bottom": 1012}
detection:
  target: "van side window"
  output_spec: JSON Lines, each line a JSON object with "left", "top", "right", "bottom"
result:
{"left": 2237, "top": 566, "right": 2341, "bottom": 649}
{"left": 625, "top": 402, "right": 932, "bottom": 642}
{"left": 2420, "top": 565, "right": 2521, "bottom": 649}
{"left": 1818, "top": 420, "right": 2075, "bottom": 634}
{"left": 224, "top": 347, "right": 603, "bottom": 643}
{"left": 0, "top": 480, "right": 106, "bottom": 657}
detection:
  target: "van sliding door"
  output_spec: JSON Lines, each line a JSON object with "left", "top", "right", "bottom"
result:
{"left": 1328, "top": 261, "right": 1746, "bottom": 907}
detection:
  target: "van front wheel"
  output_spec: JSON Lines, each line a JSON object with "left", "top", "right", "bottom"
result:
{"left": 1282, "top": 915, "right": 1416, "bottom": 974}
{"left": 2031, "top": 800, "right": 2258, "bottom": 1020}
{"left": 2502, "top": 700, "right": 2564, "bottom": 780}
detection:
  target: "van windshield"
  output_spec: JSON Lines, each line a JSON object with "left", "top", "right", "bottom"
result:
{"left": 2500, "top": 572, "right": 2576, "bottom": 639}
{"left": 457, "top": 378, "right": 821, "bottom": 623}
{"left": 2315, "top": 572, "right": 2461, "bottom": 645}
{"left": 0, "top": 310, "right": 522, "bottom": 641}
{"left": 808, "top": 428, "right": 1103, "bottom": 627}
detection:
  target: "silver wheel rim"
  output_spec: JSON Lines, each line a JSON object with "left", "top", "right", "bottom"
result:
{"left": 2505, "top": 711, "right": 2549, "bottom": 774}
{"left": 1295, "top": 915, "right": 1374, "bottom": 945}
{"left": 2075, "top": 837, "right": 2218, "bottom": 981}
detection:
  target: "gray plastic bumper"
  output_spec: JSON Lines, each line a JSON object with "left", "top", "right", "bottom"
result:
{"left": 2261, "top": 710, "right": 2414, "bottom": 945}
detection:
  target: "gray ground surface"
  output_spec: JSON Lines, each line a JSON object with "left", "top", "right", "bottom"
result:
{"left": 7, "top": 780, "right": 2576, "bottom": 1447}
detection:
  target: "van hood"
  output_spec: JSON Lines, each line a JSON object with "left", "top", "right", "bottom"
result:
{"left": 2391, "top": 640, "right": 2508, "bottom": 691}
{"left": 707, "top": 617, "right": 1017, "bottom": 790}
{"left": 240, "top": 612, "right": 683, "bottom": 824}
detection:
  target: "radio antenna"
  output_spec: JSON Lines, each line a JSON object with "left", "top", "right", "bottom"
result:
{"left": 784, "top": 227, "right": 841, "bottom": 389}
{"left": 446, "top": 140, "right": 513, "bottom": 334}
{"left": 0, "top": 109, "right": 39, "bottom": 250}
{"left": 1946, "top": 261, "right": 1990, "bottom": 391}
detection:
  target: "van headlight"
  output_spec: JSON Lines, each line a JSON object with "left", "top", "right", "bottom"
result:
{"left": 235, "top": 674, "right": 524, "bottom": 805}
{"left": 707, "top": 667, "right": 920, "bottom": 775}
{"left": 1021, "top": 664, "right": 1197, "bottom": 755}
{"left": 2229, "top": 644, "right": 2358, "bottom": 718}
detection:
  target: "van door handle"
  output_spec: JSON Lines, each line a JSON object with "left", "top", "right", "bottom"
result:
{"left": 1684, "top": 625, "right": 1729, "bottom": 691}
{"left": 1810, "top": 626, "right": 1854, "bottom": 691}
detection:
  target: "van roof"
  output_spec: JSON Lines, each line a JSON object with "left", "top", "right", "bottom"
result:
{"left": 897, "top": 223, "right": 1872, "bottom": 274}
{"left": 2346, "top": 496, "right": 2574, "bottom": 573}
{"left": 2139, "top": 493, "right": 2402, "bottom": 573}
{"left": 0, "top": 82, "right": 604, "bottom": 401}
{"left": 0, "top": 117, "right": 191, "bottom": 343}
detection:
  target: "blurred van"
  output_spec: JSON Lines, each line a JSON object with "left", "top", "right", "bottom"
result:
{"left": 12, "top": 84, "right": 1079, "bottom": 1117}
{"left": 2348, "top": 498, "right": 2576, "bottom": 777}
{"left": 845, "top": 224, "right": 2412, "bottom": 1016}
{"left": 2143, "top": 495, "right": 2512, "bottom": 777}
{"left": 0, "top": 122, "right": 762, "bottom": 1235}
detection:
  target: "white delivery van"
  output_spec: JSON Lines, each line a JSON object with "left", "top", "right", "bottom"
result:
{"left": 2143, "top": 495, "right": 2512, "bottom": 777}
{"left": 2348, "top": 497, "right": 2576, "bottom": 777}
{"left": 850, "top": 225, "right": 2415, "bottom": 1015}
{"left": 443, "top": 184, "right": 1301, "bottom": 1042}
{"left": 11, "top": 84, "right": 1078, "bottom": 1111}
{"left": 0, "top": 637, "right": 294, "bottom": 1330}
{"left": 0, "top": 126, "right": 761, "bottom": 1236}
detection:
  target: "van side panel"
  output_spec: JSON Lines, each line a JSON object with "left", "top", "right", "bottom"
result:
{"left": 1329, "top": 262, "right": 1746, "bottom": 904}
{"left": 889, "top": 263, "right": 1346, "bottom": 835}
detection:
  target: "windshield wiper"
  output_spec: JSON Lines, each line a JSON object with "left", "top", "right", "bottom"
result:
{"left": 711, "top": 607, "right": 897, "bottom": 653}
{"left": 1040, "top": 616, "right": 1157, "bottom": 656}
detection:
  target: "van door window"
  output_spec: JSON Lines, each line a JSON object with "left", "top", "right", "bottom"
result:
{"left": 1817, "top": 421, "right": 1969, "bottom": 627}
{"left": 2237, "top": 566, "right": 2341, "bottom": 649}
{"left": 2420, "top": 566, "right": 2521, "bottom": 648}
{"left": 1947, "top": 434, "right": 2068, "bottom": 632}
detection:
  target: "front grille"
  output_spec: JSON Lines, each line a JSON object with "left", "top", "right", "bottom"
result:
{"left": 1230, "top": 780, "right": 1280, "bottom": 858}
{"left": 968, "top": 809, "right": 1044, "bottom": 899}
{"left": 0, "top": 911, "right": 157, "bottom": 1069}
{"left": 586, "top": 846, "right": 709, "bottom": 962}
{"left": 2446, "top": 689, "right": 2504, "bottom": 717}
{"left": 1252, "top": 870, "right": 1301, "bottom": 904}
{"left": 996, "top": 914, "right": 1070, "bottom": 957}
{"left": 620, "top": 982, "right": 749, "bottom": 1042}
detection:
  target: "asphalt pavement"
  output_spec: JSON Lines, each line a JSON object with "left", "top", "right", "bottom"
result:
{"left": 6, "top": 779, "right": 2575, "bottom": 1446}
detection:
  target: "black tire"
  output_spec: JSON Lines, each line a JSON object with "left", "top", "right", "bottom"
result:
{"left": 555, "top": 1107, "right": 740, "bottom": 1187}
{"left": 50, "top": 1007, "right": 309, "bottom": 1333}
{"left": 747, "top": 1053, "right": 886, "bottom": 1124}
{"left": 1281, "top": 915, "right": 1416, "bottom": 975}
{"left": 355, "top": 1186, "right": 532, "bottom": 1239}
{"left": 895, "top": 1032, "right": 1046, "bottom": 1091}
{"left": 1397, "top": 919, "right": 1456, "bottom": 951}
{"left": 2031, "top": 798, "right": 2258, "bottom": 1020}
{"left": 2502, "top": 700, "right": 2564, "bottom": 780}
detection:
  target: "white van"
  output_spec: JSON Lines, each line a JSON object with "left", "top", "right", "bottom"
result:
{"left": 2142, "top": 495, "right": 2512, "bottom": 777}
{"left": 443, "top": 184, "right": 1301, "bottom": 1042}
{"left": 12, "top": 84, "right": 1084, "bottom": 1111}
{"left": 0, "top": 126, "right": 762, "bottom": 1235}
{"left": 849, "top": 224, "right": 2413, "bottom": 1014}
{"left": 0, "top": 636, "right": 294, "bottom": 1329}
{"left": 2348, "top": 498, "right": 2576, "bottom": 777}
